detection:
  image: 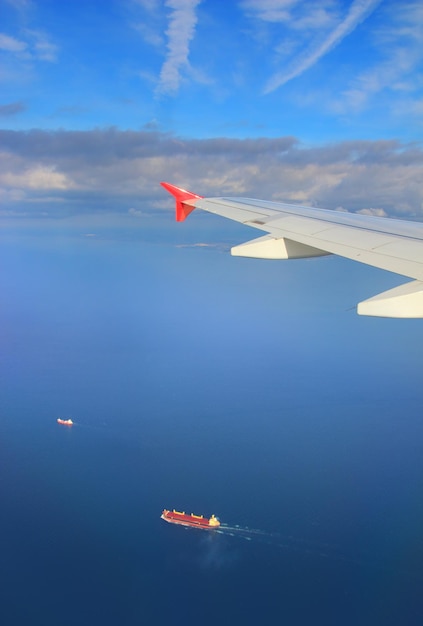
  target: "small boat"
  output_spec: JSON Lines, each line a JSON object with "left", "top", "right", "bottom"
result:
{"left": 57, "top": 418, "right": 73, "bottom": 426}
{"left": 161, "top": 509, "right": 220, "bottom": 529}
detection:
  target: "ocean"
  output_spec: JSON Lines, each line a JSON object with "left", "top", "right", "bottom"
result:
{"left": 1, "top": 221, "right": 423, "bottom": 625}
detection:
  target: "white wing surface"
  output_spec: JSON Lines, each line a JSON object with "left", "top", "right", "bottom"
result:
{"left": 161, "top": 182, "right": 423, "bottom": 318}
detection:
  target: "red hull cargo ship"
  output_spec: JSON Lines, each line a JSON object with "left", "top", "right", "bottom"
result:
{"left": 161, "top": 509, "right": 220, "bottom": 530}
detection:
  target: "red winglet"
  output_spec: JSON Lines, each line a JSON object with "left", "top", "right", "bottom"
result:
{"left": 160, "top": 182, "right": 203, "bottom": 222}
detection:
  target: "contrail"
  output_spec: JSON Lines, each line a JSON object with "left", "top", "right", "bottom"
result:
{"left": 264, "top": 0, "right": 383, "bottom": 93}
{"left": 156, "top": 0, "right": 202, "bottom": 95}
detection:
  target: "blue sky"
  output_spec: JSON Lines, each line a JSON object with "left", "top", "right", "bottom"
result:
{"left": 0, "top": 0, "right": 422, "bottom": 222}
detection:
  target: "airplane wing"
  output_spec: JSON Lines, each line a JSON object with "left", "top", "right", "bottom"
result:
{"left": 161, "top": 182, "right": 423, "bottom": 318}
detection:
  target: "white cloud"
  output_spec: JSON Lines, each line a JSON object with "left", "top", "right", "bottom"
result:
{"left": 130, "top": 0, "right": 165, "bottom": 52}
{"left": 128, "top": 207, "right": 146, "bottom": 216}
{"left": 25, "top": 29, "right": 58, "bottom": 62}
{"left": 0, "top": 29, "right": 58, "bottom": 65}
{"left": 336, "top": 50, "right": 416, "bottom": 113}
{"left": 241, "top": 0, "right": 338, "bottom": 30}
{"left": 1, "top": 130, "right": 422, "bottom": 219}
{"left": 0, "top": 165, "right": 73, "bottom": 191}
{"left": 156, "top": 0, "right": 202, "bottom": 95}
{"left": 0, "top": 32, "right": 27, "bottom": 52}
{"left": 240, "top": 0, "right": 298, "bottom": 23}
{"left": 133, "top": 21, "right": 164, "bottom": 48}
{"left": 264, "top": 0, "right": 382, "bottom": 93}
{"left": 357, "top": 207, "right": 388, "bottom": 217}
{"left": 330, "top": 1, "right": 423, "bottom": 114}
{"left": 33, "top": 35, "right": 58, "bottom": 62}
{"left": 176, "top": 242, "right": 225, "bottom": 249}
{"left": 289, "top": 5, "right": 339, "bottom": 31}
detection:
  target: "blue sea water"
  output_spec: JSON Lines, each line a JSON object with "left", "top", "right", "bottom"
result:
{"left": 1, "top": 219, "right": 423, "bottom": 625}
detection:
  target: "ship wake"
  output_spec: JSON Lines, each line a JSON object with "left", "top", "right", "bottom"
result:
{"left": 217, "top": 523, "right": 363, "bottom": 565}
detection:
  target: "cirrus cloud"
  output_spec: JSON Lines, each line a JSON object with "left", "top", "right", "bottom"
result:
{"left": 263, "top": 0, "right": 382, "bottom": 92}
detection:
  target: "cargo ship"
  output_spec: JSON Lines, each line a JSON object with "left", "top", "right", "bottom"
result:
{"left": 161, "top": 509, "right": 220, "bottom": 530}
{"left": 57, "top": 418, "right": 73, "bottom": 426}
